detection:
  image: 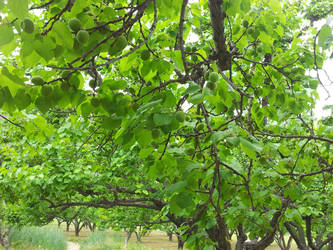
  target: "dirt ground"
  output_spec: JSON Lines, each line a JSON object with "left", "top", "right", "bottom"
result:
{"left": 62, "top": 225, "right": 297, "bottom": 250}
{"left": 66, "top": 241, "right": 80, "bottom": 250}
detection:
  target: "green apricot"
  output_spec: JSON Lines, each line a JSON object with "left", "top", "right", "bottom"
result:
{"left": 208, "top": 72, "right": 219, "bottom": 82}
{"left": 31, "top": 75, "right": 45, "bottom": 85}
{"left": 151, "top": 128, "right": 160, "bottom": 139}
{"left": 140, "top": 50, "right": 150, "bottom": 61}
{"left": 60, "top": 81, "right": 70, "bottom": 92}
{"left": 41, "top": 85, "right": 52, "bottom": 96}
{"left": 21, "top": 18, "right": 35, "bottom": 33}
{"left": 196, "top": 152, "right": 203, "bottom": 160}
{"left": 68, "top": 18, "right": 82, "bottom": 32}
{"left": 61, "top": 70, "right": 71, "bottom": 79}
{"left": 90, "top": 97, "right": 100, "bottom": 107}
{"left": 197, "top": 123, "right": 204, "bottom": 130}
{"left": 175, "top": 111, "right": 186, "bottom": 122}
{"left": 89, "top": 79, "right": 96, "bottom": 89}
{"left": 248, "top": 27, "right": 254, "bottom": 34}
{"left": 243, "top": 20, "right": 249, "bottom": 28}
{"left": 76, "top": 30, "right": 89, "bottom": 44}
{"left": 186, "top": 148, "right": 195, "bottom": 155}
{"left": 109, "top": 35, "right": 127, "bottom": 55}
{"left": 207, "top": 80, "right": 216, "bottom": 91}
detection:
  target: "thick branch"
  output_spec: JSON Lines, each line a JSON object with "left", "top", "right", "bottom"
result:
{"left": 208, "top": 0, "right": 231, "bottom": 71}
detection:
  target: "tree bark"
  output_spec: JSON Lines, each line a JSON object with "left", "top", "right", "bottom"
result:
{"left": 206, "top": 223, "right": 232, "bottom": 250}
{"left": 167, "top": 231, "right": 173, "bottom": 241}
{"left": 124, "top": 231, "right": 132, "bottom": 248}
{"left": 176, "top": 234, "right": 185, "bottom": 249}
{"left": 135, "top": 231, "right": 141, "bottom": 242}
{"left": 66, "top": 220, "right": 71, "bottom": 232}
{"left": 0, "top": 225, "right": 11, "bottom": 250}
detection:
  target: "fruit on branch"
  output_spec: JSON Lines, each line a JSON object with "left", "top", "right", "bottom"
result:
{"left": 76, "top": 30, "right": 89, "bottom": 44}
{"left": 186, "top": 148, "right": 195, "bottom": 155}
{"left": 248, "top": 27, "right": 254, "bottom": 33}
{"left": 21, "top": 18, "right": 35, "bottom": 33}
{"left": 108, "top": 35, "right": 127, "bottom": 56}
{"left": 41, "top": 85, "right": 52, "bottom": 96}
{"left": 61, "top": 70, "right": 71, "bottom": 79}
{"left": 31, "top": 75, "right": 45, "bottom": 85}
{"left": 208, "top": 72, "right": 219, "bottom": 82}
{"left": 140, "top": 50, "right": 150, "bottom": 61}
{"left": 243, "top": 20, "right": 249, "bottom": 28}
{"left": 206, "top": 80, "right": 216, "bottom": 91}
{"left": 175, "top": 111, "right": 186, "bottom": 122}
{"left": 152, "top": 128, "right": 160, "bottom": 139}
{"left": 90, "top": 97, "right": 100, "bottom": 107}
{"left": 89, "top": 79, "right": 97, "bottom": 89}
{"left": 197, "top": 123, "right": 204, "bottom": 130}
{"left": 68, "top": 18, "right": 82, "bottom": 32}
{"left": 60, "top": 81, "right": 70, "bottom": 92}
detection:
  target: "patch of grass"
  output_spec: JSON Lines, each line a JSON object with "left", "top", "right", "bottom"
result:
{"left": 9, "top": 226, "right": 67, "bottom": 250}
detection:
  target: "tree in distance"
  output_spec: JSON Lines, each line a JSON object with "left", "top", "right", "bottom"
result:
{"left": 31, "top": 76, "right": 45, "bottom": 85}
{"left": 76, "top": 30, "right": 89, "bottom": 44}
{"left": 90, "top": 97, "right": 100, "bottom": 107}
{"left": 21, "top": 18, "right": 35, "bottom": 33}
{"left": 208, "top": 72, "right": 219, "bottom": 82}
{"left": 41, "top": 85, "right": 52, "bottom": 96}
{"left": 151, "top": 128, "right": 160, "bottom": 139}
{"left": 175, "top": 111, "right": 186, "bottom": 122}
{"left": 109, "top": 35, "right": 127, "bottom": 56}
{"left": 68, "top": 18, "right": 82, "bottom": 32}
{"left": 140, "top": 50, "right": 150, "bottom": 60}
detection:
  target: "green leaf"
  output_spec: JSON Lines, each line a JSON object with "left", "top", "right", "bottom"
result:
{"left": 226, "top": 137, "right": 240, "bottom": 146}
{"left": 102, "top": 117, "right": 122, "bottom": 129}
{"left": 278, "top": 145, "right": 290, "bottom": 157}
{"left": 153, "top": 113, "right": 174, "bottom": 126}
{"left": 173, "top": 193, "right": 194, "bottom": 209}
{"left": 240, "top": 137, "right": 262, "bottom": 159}
{"left": 185, "top": 82, "right": 201, "bottom": 94}
{"left": 189, "top": 93, "right": 204, "bottom": 104}
{"left": 14, "top": 88, "right": 31, "bottom": 110}
{"left": 211, "top": 131, "right": 225, "bottom": 145}
{"left": 103, "top": 79, "right": 127, "bottom": 90}
{"left": 7, "top": 0, "right": 28, "bottom": 19}
{"left": 51, "top": 22, "right": 73, "bottom": 49}
{"left": 165, "top": 181, "right": 188, "bottom": 194}
{"left": 135, "top": 128, "right": 152, "bottom": 147}
{"left": 268, "top": 0, "right": 281, "bottom": 13}
{"left": 35, "top": 96, "right": 51, "bottom": 113}
{"left": 1, "top": 67, "right": 25, "bottom": 85}
{"left": 318, "top": 24, "right": 332, "bottom": 49}
{"left": 0, "top": 25, "right": 14, "bottom": 46}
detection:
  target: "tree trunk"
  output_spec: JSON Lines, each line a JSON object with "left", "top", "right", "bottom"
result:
{"left": 124, "top": 231, "right": 132, "bottom": 248}
{"left": 66, "top": 221, "right": 71, "bottom": 232}
{"left": 56, "top": 218, "right": 62, "bottom": 228}
{"left": 167, "top": 231, "right": 173, "bottom": 241}
{"left": 135, "top": 231, "right": 141, "bottom": 242}
{"left": 235, "top": 224, "right": 247, "bottom": 250}
{"left": 0, "top": 225, "right": 11, "bottom": 250}
{"left": 206, "top": 223, "right": 232, "bottom": 250}
{"left": 176, "top": 234, "right": 185, "bottom": 249}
